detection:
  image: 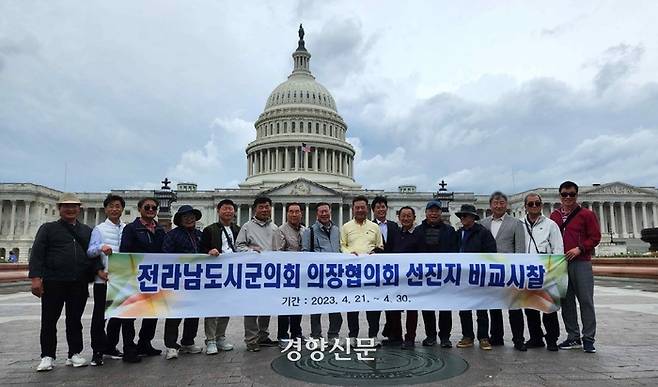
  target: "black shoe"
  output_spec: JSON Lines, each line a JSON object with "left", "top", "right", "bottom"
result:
{"left": 136, "top": 344, "right": 162, "bottom": 357}
{"left": 546, "top": 341, "right": 558, "bottom": 351}
{"left": 103, "top": 348, "right": 123, "bottom": 359}
{"left": 514, "top": 342, "right": 527, "bottom": 352}
{"left": 90, "top": 352, "right": 104, "bottom": 366}
{"left": 524, "top": 338, "right": 545, "bottom": 348}
{"left": 422, "top": 337, "right": 437, "bottom": 347}
{"left": 583, "top": 339, "right": 596, "bottom": 353}
{"left": 401, "top": 340, "right": 415, "bottom": 349}
{"left": 257, "top": 338, "right": 279, "bottom": 347}
{"left": 122, "top": 351, "right": 142, "bottom": 363}
{"left": 440, "top": 339, "right": 453, "bottom": 348}
{"left": 490, "top": 338, "right": 505, "bottom": 346}
{"left": 558, "top": 338, "right": 582, "bottom": 350}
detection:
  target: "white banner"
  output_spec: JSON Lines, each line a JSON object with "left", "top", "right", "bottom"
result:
{"left": 106, "top": 251, "right": 567, "bottom": 318}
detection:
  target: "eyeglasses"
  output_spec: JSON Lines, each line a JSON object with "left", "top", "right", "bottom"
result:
{"left": 526, "top": 201, "right": 542, "bottom": 207}
{"left": 143, "top": 205, "right": 158, "bottom": 211}
{"left": 560, "top": 192, "right": 577, "bottom": 198}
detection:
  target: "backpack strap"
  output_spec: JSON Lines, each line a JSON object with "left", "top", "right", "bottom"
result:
{"left": 560, "top": 207, "right": 582, "bottom": 234}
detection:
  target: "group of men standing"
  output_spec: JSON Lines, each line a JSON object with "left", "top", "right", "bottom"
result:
{"left": 28, "top": 180, "right": 601, "bottom": 372}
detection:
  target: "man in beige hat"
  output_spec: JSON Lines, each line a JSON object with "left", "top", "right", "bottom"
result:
{"left": 29, "top": 193, "right": 103, "bottom": 371}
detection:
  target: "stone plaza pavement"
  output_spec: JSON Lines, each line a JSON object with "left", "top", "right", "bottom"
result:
{"left": 1, "top": 278, "right": 657, "bottom": 386}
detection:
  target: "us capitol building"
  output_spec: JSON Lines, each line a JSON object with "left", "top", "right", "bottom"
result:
{"left": 1, "top": 27, "right": 657, "bottom": 261}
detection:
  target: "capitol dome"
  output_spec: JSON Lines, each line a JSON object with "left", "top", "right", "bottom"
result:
{"left": 240, "top": 25, "right": 360, "bottom": 190}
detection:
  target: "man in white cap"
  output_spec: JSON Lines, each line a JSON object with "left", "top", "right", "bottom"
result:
{"left": 29, "top": 193, "right": 102, "bottom": 371}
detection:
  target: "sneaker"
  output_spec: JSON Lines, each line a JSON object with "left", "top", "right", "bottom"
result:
{"left": 136, "top": 344, "right": 162, "bottom": 357}
{"left": 180, "top": 344, "right": 203, "bottom": 354}
{"left": 401, "top": 339, "right": 415, "bottom": 349}
{"left": 278, "top": 339, "right": 290, "bottom": 350}
{"left": 583, "top": 340, "right": 596, "bottom": 353}
{"left": 90, "top": 352, "right": 104, "bottom": 366}
{"left": 246, "top": 342, "right": 260, "bottom": 352}
{"left": 65, "top": 353, "right": 88, "bottom": 367}
{"left": 525, "top": 338, "right": 545, "bottom": 348}
{"left": 456, "top": 337, "right": 474, "bottom": 348}
{"left": 422, "top": 337, "right": 437, "bottom": 347}
{"left": 36, "top": 356, "right": 54, "bottom": 372}
{"left": 558, "top": 338, "right": 582, "bottom": 350}
{"left": 206, "top": 341, "right": 218, "bottom": 355}
{"left": 257, "top": 337, "right": 278, "bottom": 347}
{"left": 122, "top": 350, "right": 142, "bottom": 363}
{"left": 165, "top": 348, "right": 179, "bottom": 360}
{"left": 440, "top": 338, "right": 453, "bottom": 348}
{"left": 546, "top": 341, "right": 559, "bottom": 352}
{"left": 216, "top": 337, "right": 234, "bottom": 351}
{"left": 104, "top": 347, "right": 123, "bottom": 360}
{"left": 479, "top": 338, "right": 493, "bottom": 350}
{"left": 514, "top": 342, "right": 528, "bottom": 352}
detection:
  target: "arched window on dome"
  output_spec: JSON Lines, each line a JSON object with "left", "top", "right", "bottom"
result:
{"left": 316, "top": 123, "right": 319, "bottom": 134}
{"left": 323, "top": 123, "right": 327, "bottom": 135}
{"left": 306, "top": 92, "right": 309, "bottom": 99}
{"left": 288, "top": 91, "right": 291, "bottom": 98}
{"left": 313, "top": 93, "right": 316, "bottom": 100}
{"left": 270, "top": 124, "right": 273, "bottom": 135}
{"left": 307, "top": 122, "right": 311, "bottom": 133}
{"left": 292, "top": 121, "right": 296, "bottom": 132}
{"left": 284, "top": 122, "right": 288, "bottom": 133}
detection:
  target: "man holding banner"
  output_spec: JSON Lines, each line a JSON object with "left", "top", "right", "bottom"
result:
{"left": 162, "top": 205, "right": 204, "bottom": 359}
{"left": 199, "top": 199, "right": 239, "bottom": 355}
{"left": 456, "top": 204, "right": 497, "bottom": 350}
{"left": 302, "top": 202, "right": 343, "bottom": 343}
{"left": 236, "top": 196, "right": 279, "bottom": 352}
{"left": 340, "top": 195, "right": 384, "bottom": 346}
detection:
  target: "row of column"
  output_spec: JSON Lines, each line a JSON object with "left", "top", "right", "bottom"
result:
{"left": 593, "top": 201, "right": 658, "bottom": 238}
{"left": 0, "top": 200, "right": 36, "bottom": 239}
{"left": 247, "top": 147, "right": 352, "bottom": 177}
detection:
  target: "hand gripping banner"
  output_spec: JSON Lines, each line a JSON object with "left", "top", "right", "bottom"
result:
{"left": 105, "top": 252, "right": 567, "bottom": 318}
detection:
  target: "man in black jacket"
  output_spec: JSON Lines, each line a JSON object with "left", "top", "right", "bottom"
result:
{"left": 29, "top": 193, "right": 101, "bottom": 372}
{"left": 199, "top": 199, "right": 239, "bottom": 355}
{"left": 119, "top": 197, "right": 166, "bottom": 357}
{"left": 413, "top": 200, "right": 458, "bottom": 348}
{"left": 455, "top": 204, "right": 498, "bottom": 351}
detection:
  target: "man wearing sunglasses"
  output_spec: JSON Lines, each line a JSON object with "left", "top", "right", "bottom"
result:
{"left": 550, "top": 181, "right": 601, "bottom": 353}
{"left": 521, "top": 193, "right": 563, "bottom": 352}
{"left": 119, "top": 198, "right": 166, "bottom": 358}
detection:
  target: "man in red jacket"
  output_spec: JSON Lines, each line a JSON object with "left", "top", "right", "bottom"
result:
{"left": 550, "top": 181, "right": 601, "bottom": 353}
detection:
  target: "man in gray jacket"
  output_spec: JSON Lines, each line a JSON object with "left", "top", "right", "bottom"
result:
{"left": 480, "top": 191, "right": 527, "bottom": 351}
{"left": 301, "top": 202, "right": 342, "bottom": 342}
{"left": 235, "top": 196, "right": 278, "bottom": 351}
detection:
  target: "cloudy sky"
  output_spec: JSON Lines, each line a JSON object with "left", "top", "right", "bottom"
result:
{"left": 2, "top": 1, "right": 658, "bottom": 194}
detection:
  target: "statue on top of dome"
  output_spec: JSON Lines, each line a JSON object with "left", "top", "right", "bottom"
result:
{"left": 297, "top": 24, "right": 306, "bottom": 51}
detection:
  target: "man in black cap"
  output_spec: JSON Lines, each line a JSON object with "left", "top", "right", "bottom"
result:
{"left": 455, "top": 204, "right": 497, "bottom": 351}
{"left": 413, "top": 200, "right": 458, "bottom": 348}
{"left": 162, "top": 205, "right": 204, "bottom": 360}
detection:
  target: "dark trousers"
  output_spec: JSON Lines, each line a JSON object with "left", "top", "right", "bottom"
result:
{"left": 277, "top": 315, "right": 303, "bottom": 339}
{"left": 384, "top": 311, "right": 403, "bottom": 341}
{"left": 164, "top": 318, "right": 199, "bottom": 349}
{"left": 459, "top": 310, "right": 489, "bottom": 340}
{"left": 310, "top": 313, "right": 342, "bottom": 339}
{"left": 40, "top": 280, "right": 88, "bottom": 359}
{"left": 91, "top": 283, "right": 122, "bottom": 353}
{"left": 422, "top": 310, "right": 452, "bottom": 341}
{"left": 525, "top": 309, "right": 559, "bottom": 343}
{"left": 405, "top": 311, "right": 418, "bottom": 341}
{"left": 346, "top": 311, "right": 381, "bottom": 337}
{"left": 490, "top": 309, "right": 525, "bottom": 344}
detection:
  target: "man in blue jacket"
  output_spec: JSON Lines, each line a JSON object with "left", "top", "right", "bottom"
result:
{"left": 119, "top": 197, "right": 166, "bottom": 357}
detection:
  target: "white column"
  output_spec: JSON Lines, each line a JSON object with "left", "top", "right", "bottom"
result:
{"left": 304, "top": 150, "right": 309, "bottom": 171}
{"left": 620, "top": 202, "right": 628, "bottom": 238}
{"left": 339, "top": 204, "right": 344, "bottom": 225}
{"left": 596, "top": 202, "right": 604, "bottom": 234}
{"left": 609, "top": 202, "right": 617, "bottom": 236}
{"left": 267, "top": 149, "right": 271, "bottom": 172}
{"left": 348, "top": 205, "right": 352, "bottom": 220}
{"left": 94, "top": 208, "right": 100, "bottom": 225}
{"left": 248, "top": 206, "right": 252, "bottom": 219}
{"left": 259, "top": 151, "right": 263, "bottom": 174}
{"left": 323, "top": 149, "right": 328, "bottom": 172}
{"left": 9, "top": 200, "right": 16, "bottom": 239}
{"left": 275, "top": 148, "right": 280, "bottom": 172}
{"left": 332, "top": 151, "right": 337, "bottom": 174}
{"left": 631, "top": 202, "right": 639, "bottom": 236}
{"left": 83, "top": 207, "right": 88, "bottom": 225}
{"left": 305, "top": 204, "right": 310, "bottom": 226}
{"left": 23, "top": 201, "right": 31, "bottom": 236}
{"left": 642, "top": 202, "right": 649, "bottom": 229}
{"left": 653, "top": 204, "right": 658, "bottom": 228}
{"left": 247, "top": 155, "right": 250, "bottom": 176}
{"left": 271, "top": 204, "right": 275, "bottom": 221}
{"left": 0, "top": 200, "right": 3, "bottom": 235}
{"left": 237, "top": 205, "right": 242, "bottom": 225}
{"left": 314, "top": 149, "right": 319, "bottom": 171}
{"left": 281, "top": 203, "right": 287, "bottom": 225}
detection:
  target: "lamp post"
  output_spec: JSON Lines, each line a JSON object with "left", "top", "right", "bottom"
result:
{"left": 154, "top": 177, "right": 177, "bottom": 231}
{"left": 433, "top": 179, "right": 454, "bottom": 223}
